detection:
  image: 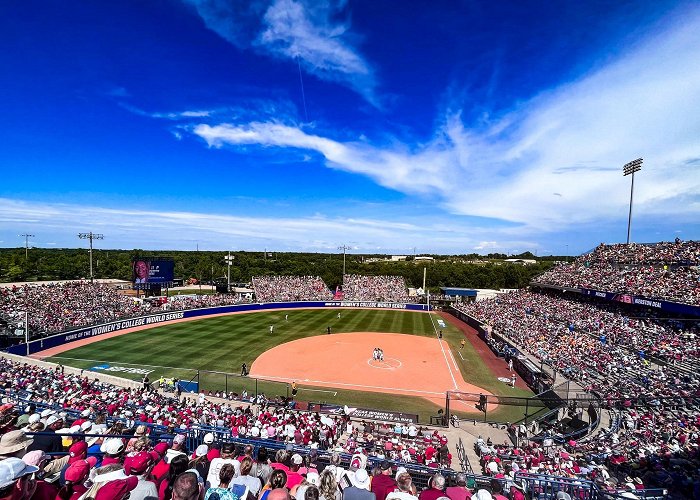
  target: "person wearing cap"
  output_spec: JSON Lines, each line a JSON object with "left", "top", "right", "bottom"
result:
{"left": 445, "top": 473, "right": 471, "bottom": 500}
{"left": 206, "top": 442, "right": 240, "bottom": 489}
{"left": 56, "top": 457, "right": 97, "bottom": 500}
{"left": 165, "top": 435, "right": 188, "bottom": 466}
{"left": 93, "top": 476, "right": 139, "bottom": 500}
{"left": 123, "top": 451, "right": 158, "bottom": 500}
{"left": 386, "top": 473, "right": 417, "bottom": 500}
{"left": 27, "top": 416, "right": 63, "bottom": 454}
{"left": 0, "top": 431, "right": 34, "bottom": 461}
{"left": 285, "top": 454, "right": 305, "bottom": 490}
{"left": 150, "top": 443, "right": 171, "bottom": 484}
{"left": 342, "top": 468, "right": 374, "bottom": 500}
{"left": 0, "top": 457, "right": 39, "bottom": 499}
{"left": 370, "top": 462, "right": 395, "bottom": 500}
{"left": 58, "top": 441, "right": 88, "bottom": 487}
{"left": 190, "top": 445, "right": 210, "bottom": 481}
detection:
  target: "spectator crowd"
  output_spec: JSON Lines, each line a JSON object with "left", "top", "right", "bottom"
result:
{"left": 341, "top": 276, "right": 411, "bottom": 303}
{"left": 456, "top": 286, "right": 700, "bottom": 497}
{"left": 534, "top": 241, "right": 700, "bottom": 305}
{"left": 0, "top": 283, "right": 247, "bottom": 337}
{"left": 252, "top": 277, "right": 333, "bottom": 303}
{"left": 0, "top": 355, "right": 471, "bottom": 500}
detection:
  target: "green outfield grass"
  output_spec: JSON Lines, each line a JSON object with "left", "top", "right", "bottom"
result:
{"left": 47, "top": 309, "right": 537, "bottom": 423}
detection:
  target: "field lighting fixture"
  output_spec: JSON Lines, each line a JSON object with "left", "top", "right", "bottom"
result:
{"left": 78, "top": 232, "right": 104, "bottom": 282}
{"left": 19, "top": 233, "right": 34, "bottom": 260}
{"left": 622, "top": 158, "right": 643, "bottom": 245}
{"left": 338, "top": 245, "right": 350, "bottom": 277}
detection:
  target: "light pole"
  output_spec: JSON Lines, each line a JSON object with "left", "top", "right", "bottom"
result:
{"left": 22, "top": 311, "right": 29, "bottom": 356}
{"left": 78, "top": 232, "right": 104, "bottom": 282}
{"left": 623, "top": 158, "right": 643, "bottom": 245}
{"left": 20, "top": 234, "right": 34, "bottom": 260}
{"left": 224, "top": 252, "right": 235, "bottom": 292}
{"left": 338, "top": 245, "right": 350, "bottom": 277}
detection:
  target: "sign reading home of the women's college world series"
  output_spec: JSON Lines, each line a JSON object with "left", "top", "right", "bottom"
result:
{"left": 7, "top": 301, "right": 431, "bottom": 356}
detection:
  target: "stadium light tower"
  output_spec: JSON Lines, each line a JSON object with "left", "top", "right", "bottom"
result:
{"left": 338, "top": 245, "right": 350, "bottom": 277}
{"left": 19, "top": 234, "right": 34, "bottom": 260}
{"left": 623, "top": 158, "right": 643, "bottom": 245}
{"left": 224, "top": 252, "right": 235, "bottom": 292}
{"left": 78, "top": 232, "right": 104, "bottom": 282}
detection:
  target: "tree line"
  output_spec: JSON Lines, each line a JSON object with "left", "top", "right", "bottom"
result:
{"left": 0, "top": 248, "right": 556, "bottom": 291}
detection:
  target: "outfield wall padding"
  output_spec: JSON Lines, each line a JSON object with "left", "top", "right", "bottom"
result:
{"left": 8, "top": 301, "right": 431, "bottom": 356}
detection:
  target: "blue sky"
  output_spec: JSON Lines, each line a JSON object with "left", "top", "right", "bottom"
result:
{"left": 1, "top": 0, "right": 699, "bottom": 255}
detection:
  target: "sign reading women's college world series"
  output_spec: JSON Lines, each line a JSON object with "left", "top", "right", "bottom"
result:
{"left": 8, "top": 301, "right": 431, "bottom": 356}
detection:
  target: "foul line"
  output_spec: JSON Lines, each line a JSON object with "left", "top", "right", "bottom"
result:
{"left": 458, "top": 351, "right": 464, "bottom": 361}
{"left": 428, "top": 312, "right": 458, "bottom": 390}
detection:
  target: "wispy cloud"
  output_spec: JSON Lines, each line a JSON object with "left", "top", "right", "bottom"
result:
{"left": 0, "top": 198, "right": 538, "bottom": 254}
{"left": 191, "top": 8, "right": 700, "bottom": 232}
{"left": 184, "top": 0, "right": 377, "bottom": 105}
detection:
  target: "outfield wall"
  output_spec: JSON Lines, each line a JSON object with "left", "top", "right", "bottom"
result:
{"left": 7, "top": 301, "right": 431, "bottom": 356}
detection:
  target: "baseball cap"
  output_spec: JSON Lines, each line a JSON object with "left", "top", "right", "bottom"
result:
{"left": 22, "top": 450, "right": 48, "bottom": 468}
{"left": 306, "top": 472, "right": 320, "bottom": 486}
{"left": 65, "top": 457, "right": 97, "bottom": 483}
{"left": 124, "top": 452, "right": 153, "bottom": 475}
{"left": 203, "top": 433, "right": 214, "bottom": 444}
{"left": 380, "top": 460, "right": 392, "bottom": 470}
{"left": 291, "top": 454, "right": 303, "bottom": 465}
{"left": 68, "top": 441, "right": 88, "bottom": 463}
{"left": 221, "top": 442, "right": 235, "bottom": 454}
{"left": 173, "top": 434, "right": 186, "bottom": 445}
{"left": 153, "top": 442, "right": 169, "bottom": 457}
{"left": 45, "top": 415, "right": 60, "bottom": 426}
{"left": 0, "top": 458, "right": 39, "bottom": 489}
{"left": 194, "top": 444, "right": 208, "bottom": 458}
{"left": 100, "top": 438, "right": 125, "bottom": 455}
{"left": 95, "top": 476, "right": 138, "bottom": 500}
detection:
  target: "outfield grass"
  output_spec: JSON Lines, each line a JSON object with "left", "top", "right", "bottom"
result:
{"left": 47, "top": 309, "right": 536, "bottom": 423}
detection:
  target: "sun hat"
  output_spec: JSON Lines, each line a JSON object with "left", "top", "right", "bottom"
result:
{"left": 0, "top": 457, "right": 39, "bottom": 488}
{"left": 0, "top": 430, "right": 33, "bottom": 455}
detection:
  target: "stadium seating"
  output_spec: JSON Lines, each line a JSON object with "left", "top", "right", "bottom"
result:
{"left": 534, "top": 241, "right": 700, "bottom": 305}
{"left": 342, "top": 275, "right": 412, "bottom": 302}
{"left": 252, "top": 276, "right": 333, "bottom": 302}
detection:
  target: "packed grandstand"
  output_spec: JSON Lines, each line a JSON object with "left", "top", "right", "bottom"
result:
{"left": 0, "top": 241, "right": 698, "bottom": 499}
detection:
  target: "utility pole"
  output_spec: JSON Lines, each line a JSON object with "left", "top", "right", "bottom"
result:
{"left": 338, "top": 245, "right": 350, "bottom": 277}
{"left": 19, "top": 234, "right": 34, "bottom": 260}
{"left": 623, "top": 158, "right": 643, "bottom": 245}
{"left": 78, "top": 232, "right": 104, "bottom": 282}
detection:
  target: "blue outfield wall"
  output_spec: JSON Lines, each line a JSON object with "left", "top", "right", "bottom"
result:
{"left": 7, "top": 301, "right": 431, "bottom": 356}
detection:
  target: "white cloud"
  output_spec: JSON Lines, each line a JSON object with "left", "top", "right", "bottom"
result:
{"left": 0, "top": 198, "right": 536, "bottom": 254}
{"left": 184, "top": 0, "right": 377, "bottom": 104}
{"left": 257, "top": 0, "right": 377, "bottom": 104}
{"left": 191, "top": 9, "right": 700, "bottom": 232}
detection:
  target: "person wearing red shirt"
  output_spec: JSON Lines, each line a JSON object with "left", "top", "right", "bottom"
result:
{"left": 371, "top": 462, "right": 396, "bottom": 500}
{"left": 418, "top": 474, "right": 445, "bottom": 500}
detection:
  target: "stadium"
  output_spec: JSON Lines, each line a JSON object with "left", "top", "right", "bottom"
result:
{"left": 1, "top": 241, "right": 698, "bottom": 499}
{"left": 3, "top": 1, "right": 700, "bottom": 499}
